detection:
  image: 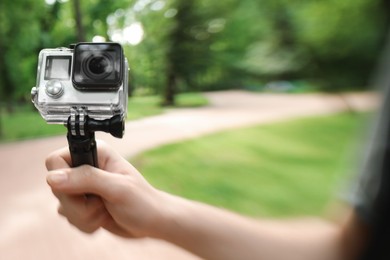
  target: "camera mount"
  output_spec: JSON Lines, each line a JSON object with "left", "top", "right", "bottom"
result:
{"left": 66, "top": 108, "right": 124, "bottom": 168}
{"left": 32, "top": 42, "right": 128, "bottom": 169}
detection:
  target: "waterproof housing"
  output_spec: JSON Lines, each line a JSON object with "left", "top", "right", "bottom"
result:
{"left": 31, "top": 42, "right": 128, "bottom": 124}
{"left": 31, "top": 42, "right": 129, "bottom": 168}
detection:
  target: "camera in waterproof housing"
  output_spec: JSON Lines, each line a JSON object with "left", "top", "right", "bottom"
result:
{"left": 32, "top": 42, "right": 128, "bottom": 125}
{"left": 31, "top": 42, "right": 129, "bottom": 167}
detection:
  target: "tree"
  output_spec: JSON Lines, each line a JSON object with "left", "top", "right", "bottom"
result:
{"left": 88, "top": 0, "right": 131, "bottom": 40}
{"left": 0, "top": 0, "right": 46, "bottom": 103}
{"left": 234, "top": 0, "right": 388, "bottom": 90}
{"left": 1, "top": 0, "right": 387, "bottom": 111}
{"left": 72, "top": 0, "right": 86, "bottom": 42}
{"left": 163, "top": 0, "right": 198, "bottom": 106}
{"left": 163, "top": 0, "right": 223, "bottom": 105}
{"left": 286, "top": 0, "right": 387, "bottom": 89}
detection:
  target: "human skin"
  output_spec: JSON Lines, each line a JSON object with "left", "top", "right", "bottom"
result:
{"left": 46, "top": 142, "right": 368, "bottom": 260}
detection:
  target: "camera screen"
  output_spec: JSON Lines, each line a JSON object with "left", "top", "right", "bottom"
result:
{"left": 45, "top": 56, "right": 71, "bottom": 80}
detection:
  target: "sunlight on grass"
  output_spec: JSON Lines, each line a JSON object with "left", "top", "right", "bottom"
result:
{"left": 132, "top": 113, "right": 368, "bottom": 217}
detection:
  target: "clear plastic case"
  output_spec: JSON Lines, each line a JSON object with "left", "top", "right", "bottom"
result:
{"left": 31, "top": 45, "right": 128, "bottom": 124}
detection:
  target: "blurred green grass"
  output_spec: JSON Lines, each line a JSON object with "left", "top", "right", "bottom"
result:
{"left": 0, "top": 110, "right": 66, "bottom": 141}
{"left": 0, "top": 92, "right": 208, "bottom": 142}
{"left": 132, "top": 112, "right": 368, "bottom": 217}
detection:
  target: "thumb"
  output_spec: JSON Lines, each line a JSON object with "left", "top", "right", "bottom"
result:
{"left": 47, "top": 166, "right": 116, "bottom": 198}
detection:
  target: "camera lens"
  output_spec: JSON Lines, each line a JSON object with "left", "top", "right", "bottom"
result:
{"left": 83, "top": 54, "right": 113, "bottom": 80}
{"left": 88, "top": 56, "right": 109, "bottom": 75}
{"left": 72, "top": 43, "right": 123, "bottom": 90}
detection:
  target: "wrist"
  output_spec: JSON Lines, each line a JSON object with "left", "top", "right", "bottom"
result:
{"left": 147, "top": 191, "right": 188, "bottom": 240}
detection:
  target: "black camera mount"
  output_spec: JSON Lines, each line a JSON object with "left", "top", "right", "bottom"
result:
{"left": 66, "top": 108, "right": 124, "bottom": 168}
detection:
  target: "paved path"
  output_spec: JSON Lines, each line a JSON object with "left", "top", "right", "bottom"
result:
{"left": 0, "top": 91, "right": 378, "bottom": 260}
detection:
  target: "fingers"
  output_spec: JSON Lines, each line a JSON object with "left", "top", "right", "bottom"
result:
{"left": 102, "top": 220, "right": 136, "bottom": 238}
{"left": 46, "top": 146, "right": 72, "bottom": 170}
{"left": 45, "top": 140, "right": 127, "bottom": 172}
{"left": 47, "top": 165, "right": 117, "bottom": 233}
{"left": 45, "top": 142, "right": 130, "bottom": 235}
{"left": 45, "top": 142, "right": 153, "bottom": 237}
{"left": 47, "top": 165, "right": 121, "bottom": 202}
{"left": 47, "top": 165, "right": 118, "bottom": 234}
{"left": 57, "top": 195, "right": 110, "bottom": 233}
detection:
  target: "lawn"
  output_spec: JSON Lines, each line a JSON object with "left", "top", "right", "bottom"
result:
{"left": 0, "top": 92, "right": 208, "bottom": 142}
{"left": 132, "top": 112, "right": 368, "bottom": 218}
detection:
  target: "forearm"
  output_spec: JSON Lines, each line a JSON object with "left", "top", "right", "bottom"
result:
{"left": 45, "top": 146, "right": 365, "bottom": 259}
{"left": 152, "top": 192, "right": 345, "bottom": 260}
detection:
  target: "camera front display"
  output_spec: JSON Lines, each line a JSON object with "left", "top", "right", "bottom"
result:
{"left": 45, "top": 56, "right": 72, "bottom": 80}
{"left": 31, "top": 42, "right": 128, "bottom": 124}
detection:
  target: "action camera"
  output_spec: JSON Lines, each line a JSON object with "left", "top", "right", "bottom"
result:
{"left": 31, "top": 42, "right": 129, "bottom": 167}
{"left": 31, "top": 42, "right": 128, "bottom": 124}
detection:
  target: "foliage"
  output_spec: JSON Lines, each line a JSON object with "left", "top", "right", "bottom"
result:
{"left": 132, "top": 112, "right": 368, "bottom": 217}
{"left": 0, "top": 0, "right": 388, "bottom": 104}
{"left": 0, "top": 0, "right": 45, "bottom": 101}
{"left": 109, "top": 0, "right": 389, "bottom": 94}
{"left": 291, "top": 0, "right": 388, "bottom": 89}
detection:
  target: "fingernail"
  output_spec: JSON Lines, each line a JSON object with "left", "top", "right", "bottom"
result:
{"left": 47, "top": 171, "right": 68, "bottom": 185}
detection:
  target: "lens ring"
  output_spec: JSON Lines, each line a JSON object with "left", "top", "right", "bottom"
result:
{"left": 83, "top": 53, "right": 113, "bottom": 80}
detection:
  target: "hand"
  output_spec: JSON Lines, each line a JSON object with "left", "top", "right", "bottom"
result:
{"left": 45, "top": 141, "right": 166, "bottom": 238}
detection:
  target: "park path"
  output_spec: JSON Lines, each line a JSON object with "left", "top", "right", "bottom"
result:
{"left": 0, "top": 91, "right": 378, "bottom": 260}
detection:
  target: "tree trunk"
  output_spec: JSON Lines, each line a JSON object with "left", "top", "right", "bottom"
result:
{"left": 72, "top": 0, "right": 86, "bottom": 42}
{"left": 163, "top": 66, "right": 177, "bottom": 106}
{"left": 0, "top": 106, "right": 3, "bottom": 139}
{"left": 0, "top": 45, "right": 14, "bottom": 114}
